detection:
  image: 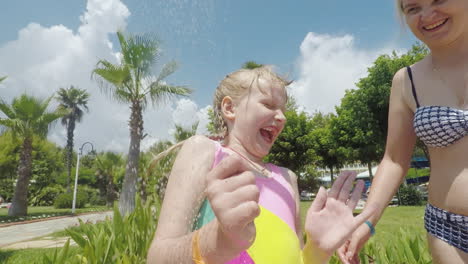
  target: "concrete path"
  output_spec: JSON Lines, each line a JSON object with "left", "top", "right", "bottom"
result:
{"left": 0, "top": 211, "right": 112, "bottom": 248}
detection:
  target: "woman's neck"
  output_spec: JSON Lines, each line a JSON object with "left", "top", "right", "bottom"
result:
{"left": 430, "top": 33, "right": 468, "bottom": 68}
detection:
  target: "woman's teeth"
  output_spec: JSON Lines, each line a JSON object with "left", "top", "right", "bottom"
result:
{"left": 424, "top": 19, "right": 447, "bottom": 30}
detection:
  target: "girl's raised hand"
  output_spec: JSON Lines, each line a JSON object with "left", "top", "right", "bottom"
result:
{"left": 304, "top": 171, "right": 376, "bottom": 257}
{"left": 205, "top": 154, "right": 260, "bottom": 251}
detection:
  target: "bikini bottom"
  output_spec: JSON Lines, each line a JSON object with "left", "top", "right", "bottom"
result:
{"left": 424, "top": 203, "right": 468, "bottom": 253}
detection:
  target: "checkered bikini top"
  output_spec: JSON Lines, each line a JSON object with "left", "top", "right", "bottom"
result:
{"left": 408, "top": 66, "right": 468, "bottom": 148}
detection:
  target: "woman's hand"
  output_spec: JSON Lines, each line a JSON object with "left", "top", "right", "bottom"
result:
{"left": 337, "top": 223, "right": 372, "bottom": 264}
{"left": 304, "top": 171, "right": 376, "bottom": 258}
{"left": 206, "top": 154, "right": 260, "bottom": 251}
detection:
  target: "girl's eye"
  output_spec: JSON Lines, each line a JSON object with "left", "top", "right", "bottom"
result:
{"left": 263, "top": 103, "right": 273, "bottom": 109}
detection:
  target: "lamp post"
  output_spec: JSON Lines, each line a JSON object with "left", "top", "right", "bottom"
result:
{"left": 72, "top": 142, "right": 94, "bottom": 214}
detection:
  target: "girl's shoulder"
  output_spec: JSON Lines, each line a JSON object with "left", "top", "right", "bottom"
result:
{"left": 269, "top": 164, "right": 297, "bottom": 187}
{"left": 178, "top": 135, "right": 217, "bottom": 162}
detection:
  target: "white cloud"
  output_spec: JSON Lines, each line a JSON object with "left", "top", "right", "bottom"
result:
{"left": 0, "top": 0, "right": 202, "bottom": 153}
{"left": 167, "top": 99, "right": 212, "bottom": 142}
{"left": 290, "top": 32, "right": 395, "bottom": 114}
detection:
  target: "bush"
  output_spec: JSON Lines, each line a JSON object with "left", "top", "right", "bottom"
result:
{"left": 79, "top": 185, "right": 105, "bottom": 206}
{"left": 329, "top": 228, "right": 431, "bottom": 263}
{"left": 30, "top": 185, "right": 66, "bottom": 206}
{"left": 54, "top": 192, "right": 88, "bottom": 209}
{"left": 39, "top": 196, "right": 161, "bottom": 264}
{"left": 398, "top": 184, "right": 424, "bottom": 206}
{"left": 0, "top": 179, "right": 15, "bottom": 202}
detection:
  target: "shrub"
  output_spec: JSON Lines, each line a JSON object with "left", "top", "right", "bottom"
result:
{"left": 54, "top": 192, "right": 88, "bottom": 209}
{"left": 30, "top": 185, "right": 66, "bottom": 206}
{"left": 0, "top": 178, "right": 15, "bottom": 202}
{"left": 39, "top": 196, "right": 161, "bottom": 264}
{"left": 80, "top": 185, "right": 105, "bottom": 206}
{"left": 398, "top": 184, "right": 424, "bottom": 206}
{"left": 329, "top": 228, "right": 431, "bottom": 263}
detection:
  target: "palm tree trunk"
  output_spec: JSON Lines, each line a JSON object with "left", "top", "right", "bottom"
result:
{"left": 368, "top": 162, "right": 374, "bottom": 182}
{"left": 66, "top": 118, "right": 76, "bottom": 193}
{"left": 119, "top": 102, "right": 143, "bottom": 215}
{"left": 106, "top": 175, "right": 117, "bottom": 207}
{"left": 8, "top": 137, "right": 33, "bottom": 216}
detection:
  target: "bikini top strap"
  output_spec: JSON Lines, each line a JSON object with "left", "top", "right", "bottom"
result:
{"left": 406, "top": 66, "right": 421, "bottom": 108}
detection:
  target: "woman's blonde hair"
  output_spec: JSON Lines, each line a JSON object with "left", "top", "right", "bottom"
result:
{"left": 212, "top": 66, "right": 291, "bottom": 138}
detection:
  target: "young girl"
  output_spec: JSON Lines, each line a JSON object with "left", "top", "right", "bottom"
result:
{"left": 339, "top": 1, "right": 468, "bottom": 263}
{"left": 147, "top": 66, "right": 375, "bottom": 263}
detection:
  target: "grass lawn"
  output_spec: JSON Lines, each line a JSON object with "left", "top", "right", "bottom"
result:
{"left": 300, "top": 202, "right": 426, "bottom": 244}
{"left": 0, "top": 205, "right": 110, "bottom": 224}
{"left": 0, "top": 246, "right": 80, "bottom": 264}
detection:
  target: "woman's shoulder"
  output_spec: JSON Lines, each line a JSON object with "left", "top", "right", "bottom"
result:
{"left": 393, "top": 56, "right": 430, "bottom": 83}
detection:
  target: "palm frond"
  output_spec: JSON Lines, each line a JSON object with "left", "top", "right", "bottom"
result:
{"left": 156, "top": 60, "right": 178, "bottom": 84}
{"left": 0, "top": 76, "right": 6, "bottom": 83}
{"left": 148, "top": 84, "right": 192, "bottom": 106}
{"left": 0, "top": 99, "right": 16, "bottom": 119}
{"left": 118, "top": 31, "right": 161, "bottom": 76}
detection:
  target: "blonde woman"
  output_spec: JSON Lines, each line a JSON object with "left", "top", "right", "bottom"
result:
{"left": 339, "top": 0, "right": 468, "bottom": 263}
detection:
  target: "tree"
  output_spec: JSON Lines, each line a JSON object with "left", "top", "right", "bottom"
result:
{"left": 0, "top": 94, "right": 66, "bottom": 216}
{"left": 56, "top": 86, "right": 90, "bottom": 192}
{"left": 309, "top": 113, "right": 346, "bottom": 184}
{"left": 173, "top": 122, "right": 198, "bottom": 142}
{"left": 266, "top": 109, "right": 316, "bottom": 175}
{"left": 332, "top": 43, "right": 429, "bottom": 179}
{"left": 92, "top": 31, "right": 191, "bottom": 215}
{"left": 95, "top": 152, "right": 124, "bottom": 207}
{"left": 242, "top": 61, "right": 263, "bottom": 69}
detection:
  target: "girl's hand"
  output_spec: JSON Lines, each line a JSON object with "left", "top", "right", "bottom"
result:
{"left": 304, "top": 171, "right": 376, "bottom": 257}
{"left": 206, "top": 154, "right": 260, "bottom": 251}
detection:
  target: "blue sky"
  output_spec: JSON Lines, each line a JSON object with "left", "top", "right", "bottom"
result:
{"left": 0, "top": 0, "right": 417, "bottom": 152}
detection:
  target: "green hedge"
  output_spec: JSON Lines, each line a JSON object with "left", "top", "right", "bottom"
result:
{"left": 54, "top": 192, "right": 88, "bottom": 209}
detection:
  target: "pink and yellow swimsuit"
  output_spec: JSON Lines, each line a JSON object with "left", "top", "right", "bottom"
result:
{"left": 193, "top": 141, "right": 303, "bottom": 263}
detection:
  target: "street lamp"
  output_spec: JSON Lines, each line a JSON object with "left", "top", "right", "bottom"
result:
{"left": 72, "top": 141, "right": 94, "bottom": 214}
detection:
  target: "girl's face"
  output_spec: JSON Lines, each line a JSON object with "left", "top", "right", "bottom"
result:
{"left": 401, "top": 0, "right": 468, "bottom": 48}
{"left": 229, "top": 79, "right": 287, "bottom": 159}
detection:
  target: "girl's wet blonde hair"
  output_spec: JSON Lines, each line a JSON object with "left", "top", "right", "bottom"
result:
{"left": 212, "top": 66, "right": 291, "bottom": 138}
{"left": 150, "top": 66, "right": 291, "bottom": 172}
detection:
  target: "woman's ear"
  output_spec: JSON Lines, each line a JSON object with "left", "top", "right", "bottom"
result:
{"left": 221, "top": 96, "right": 236, "bottom": 121}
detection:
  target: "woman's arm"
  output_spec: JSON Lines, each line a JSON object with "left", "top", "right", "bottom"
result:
{"left": 339, "top": 67, "right": 418, "bottom": 263}
{"left": 365, "top": 67, "right": 417, "bottom": 223}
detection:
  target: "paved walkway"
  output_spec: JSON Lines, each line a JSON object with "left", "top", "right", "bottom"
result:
{"left": 0, "top": 211, "right": 112, "bottom": 248}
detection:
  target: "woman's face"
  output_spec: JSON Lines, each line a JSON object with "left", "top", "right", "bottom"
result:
{"left": 401, "top": 0, "right": 468, "bottom": 48}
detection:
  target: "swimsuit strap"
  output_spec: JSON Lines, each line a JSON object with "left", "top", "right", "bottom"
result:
{"left": 407, "top": 66, "right": 421, "bottom": 108}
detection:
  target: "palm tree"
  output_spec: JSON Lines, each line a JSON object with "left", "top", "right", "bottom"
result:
{"left": 173, "top": 122, "right": 198, "bottom": 142}
{"left": 95, "top": 152, "right": 124, "bottom": 207}
{"left": 0, "top": 94, "right": 67, "bottom": 216}
{"left": 92, "top": 31, "right": 191, "bottom": 215}
{"left": 242, "top": 61, "right": 263, "bottom": 69}
{"left": 56, "top": 86, "right": 90, "bottom": 192}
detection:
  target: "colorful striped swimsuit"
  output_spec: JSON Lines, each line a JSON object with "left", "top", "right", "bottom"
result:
{"left": 193, "top": 141, "right": 302, "bottom": 263}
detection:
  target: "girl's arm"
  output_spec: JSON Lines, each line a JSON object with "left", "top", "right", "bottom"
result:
{"left": 147, "top": 136, "right": 238, "bottom": 263}
{"left": 147, "top": 135, "right": 261, "bottom": 263}
{"left": 287, "top": 170, "right": 329, "bottom": 264}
